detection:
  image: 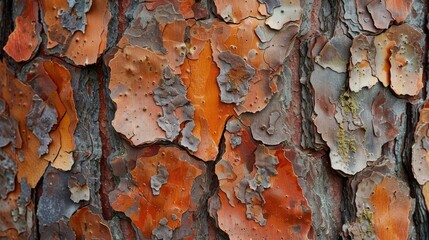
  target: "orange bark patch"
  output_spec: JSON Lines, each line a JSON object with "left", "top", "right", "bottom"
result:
{"left": 370, "top": 176, "right": 411, "bottom": 240}
{"left": 376, "top": 24, "right": 423, "bottom": 96}
{"left": 216, "top": 149, "right": 312, "bottom": 239}
{"left": 28, "top": 60, "right": 78, "bottom": 171}
{"left": 235, "top": 70, "right": 276, "bottom": 114}
{"left": 178, "top": 0, "right": 195, "bottom": 18}
{"left": 180, "top": 42, "right": 235, "bottom": 160}
{"left": 109, "top": 45, "right": 167, "bottom": 145}
{"left": 40, "top": 0, "right": 110, "bottom": 65}
{"left": 64, "top": 0, "right": 111, "bottom": 65}
{"left": 0, "top": 62, "right": 48, "bottom": 187}
{"left": 69, "top": 207, "right": 112, "bottom": 239}
{"left": 373, "top": 33, "right": 395, "bottom": 87}
{"left": 220, "top": 18, "right": 276, "bottom": 114}
{"left": 109, "top": 146, "right": 203, "bottom": 238}
{"left": 186, "top": 23, "right": 213, "bottom": 60}
{"left": 216, "top": 118, "right": 258, "bottom": 204}
{"left": 146, "top": 0, "right": 196, "bottom": 19}
{"left": 385, "top": 0, "right": 412, "bottom": 23}
{"left": 162, "top": 20, "right": 187, "bottom": 74}
{"left": 215, "top": 121, "right": 311, "bottom": 239}
{"left": 223, "top": 18, "right": 266, "bottom": 70}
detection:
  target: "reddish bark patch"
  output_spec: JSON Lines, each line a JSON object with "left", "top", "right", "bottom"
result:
{"left": 3, "top": 0, "right": 41, "bottom": 62}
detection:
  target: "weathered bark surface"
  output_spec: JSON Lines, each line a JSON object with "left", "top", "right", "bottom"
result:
{"left": 0, "top": 0, "right": 428, "bottom": 239}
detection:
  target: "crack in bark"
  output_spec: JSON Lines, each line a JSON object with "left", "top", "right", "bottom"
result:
{"left": 403, "top": 103, "right": 429, "bottom": 239}
{"left": 206, "top": 116, "right": 230, "bottom": 238}
{"left": 0, "top": 0, "right": 12, "bottom": 60}
{"left": 406, "top": 2, "right": 429, "bottom": 238}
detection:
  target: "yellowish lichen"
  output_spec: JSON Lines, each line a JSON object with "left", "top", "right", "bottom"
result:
{"left": 336, "top": 122, "right": 357, "bottom": 159}
{"left": 335, "top": 89, "right": 359, "bottom": 159}
{"left": 255, "top": 171, "right": 264, "bottom": 185}
{"left": 339, "top": 90, "right": 359, "bottom": 119}
{"left": 361, "top": 208, "right": 373, "bottom": 223}
{"left": 359, "top": 208, "right": 375, "bottom": 237}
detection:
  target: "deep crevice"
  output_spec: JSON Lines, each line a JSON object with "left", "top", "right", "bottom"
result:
{"left": 33, "top": 171, "right": 44, "bottom": 240}
{"left": 0, "top": 0, "right": 12, "bottom": 60}
{"left": 404, "top": 2, "right": 429, "bottom": 238}
{"left": 199, "top": 115, "right": 230, "bottom": 239}
{"left": 402, "top": 102, "right": 429, "bottom": 239}
{"left": 423, "top": 5, "right": 429, "bottom": 101}
{"left": 97, "top": 60, "right": 116, "bottom": 221}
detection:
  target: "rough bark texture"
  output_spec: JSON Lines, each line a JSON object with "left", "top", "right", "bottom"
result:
{"left": 0, "top": 0, "right": 428, "bottom": 239}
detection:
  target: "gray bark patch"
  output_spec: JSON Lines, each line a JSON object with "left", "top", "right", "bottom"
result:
{"left": 0, "top": 151, "right": 17, "bottom": 199}
{"left": 216, "top": 51, "right": 255, "bottom": 105}
{"left": 150, "top": 164, "right": 169, "bottom": 196}
{"left": 26, "top": 95, "right": 57, "bottom": 157}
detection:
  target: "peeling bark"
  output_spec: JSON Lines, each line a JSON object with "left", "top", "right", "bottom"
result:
{"left": 0, "top": 0, "right": 428, "bottom": 239}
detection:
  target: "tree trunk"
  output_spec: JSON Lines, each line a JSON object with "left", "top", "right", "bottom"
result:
{"left": 0, "top": 0, "right": 428, "bottom": 239}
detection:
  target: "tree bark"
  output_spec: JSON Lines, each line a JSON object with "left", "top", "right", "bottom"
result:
{"left": 0, "top": 0, "right": 428, "bottom": 239}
